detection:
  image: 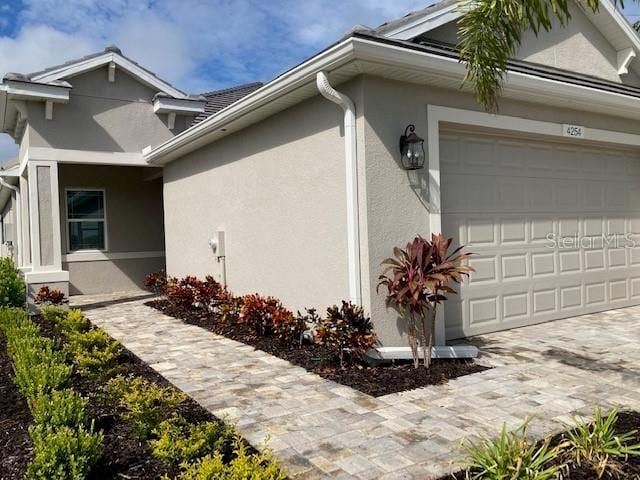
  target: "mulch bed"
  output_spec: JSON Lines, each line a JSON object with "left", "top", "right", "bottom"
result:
{"left": 147, "top": 299, "right": 489, "bottom": 397}
{"left": 0, "top": 331, "right": 33, "bottom": 480}
{"left": 0, "top": 315, "right": 231, "bottom": 480}
{"left": 439, "top": 411, "right": 640, "bottom": 480}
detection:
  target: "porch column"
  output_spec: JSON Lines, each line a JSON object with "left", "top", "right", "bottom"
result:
{"left": 19, "top": 174, "right": 31, "bottom": 268}
{"left": 27, "top": 160, "right": 63, "bottom": 271}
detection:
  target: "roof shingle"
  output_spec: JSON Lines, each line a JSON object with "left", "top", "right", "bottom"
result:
{"left": 191, "top": 82, "right": 264, "bottom": 126}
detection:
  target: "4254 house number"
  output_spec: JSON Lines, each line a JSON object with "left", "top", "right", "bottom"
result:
{"left": 562, "top": 124, "right": 586, "bottom": 138}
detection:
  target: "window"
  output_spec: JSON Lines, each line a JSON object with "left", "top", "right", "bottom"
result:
{"left": 66, "top": 190, "right": 106, "bottom": 251}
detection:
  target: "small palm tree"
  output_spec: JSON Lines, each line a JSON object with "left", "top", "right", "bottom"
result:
{"left": 458, "top": 0, "right": 634, "bottom": 111}
{"left": 377, "top": 234, "right": 473, "bottom": 368}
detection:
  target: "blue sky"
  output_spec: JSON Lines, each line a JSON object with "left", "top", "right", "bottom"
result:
{"left": 0, "top": 0, "right": 638, "bottom": 163}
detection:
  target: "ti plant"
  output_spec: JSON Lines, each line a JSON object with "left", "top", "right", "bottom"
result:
{"left": 377, "top": 234, "right": 473, "bottom": 369}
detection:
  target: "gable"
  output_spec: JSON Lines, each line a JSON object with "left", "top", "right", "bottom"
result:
{"left": 394, "top": 0, "right": 640, "bottom": 86}
{"left": 65, "top": 66, "right": 157, "bottom": 103}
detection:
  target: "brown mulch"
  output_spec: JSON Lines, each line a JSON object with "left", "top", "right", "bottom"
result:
{"left": 147, "top": 299, "right": 489, "bottom": 397}
{"left": 0, "top": 314, "right": 233, "bottom": 480}
{"left": 0, "top": 331, "right": 33, "bottom": 480}
{"left": 439, "top": 411, "right": 640, "bottom": 480}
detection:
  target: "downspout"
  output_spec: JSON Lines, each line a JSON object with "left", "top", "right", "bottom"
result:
{"left": 0, "top": 176, "right": 21, "bottom": 266}
{"left": 316, "top": 72, "right": 362, "bottom": 305}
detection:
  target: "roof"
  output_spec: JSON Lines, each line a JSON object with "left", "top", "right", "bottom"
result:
{"left": 5, "top": 45, "right": 190, "bottom": 100}
{"left": 371, "top": 0, "right": 457, "bottom": 36}
{"left": 145, "top": 31, "right": 640, "bottom": 165}
{"left": 191, "top": 82, "right": 264, "bottom": 125}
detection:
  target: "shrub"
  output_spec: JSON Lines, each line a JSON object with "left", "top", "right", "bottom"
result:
{"left": 42, "top": 307, "right": 90, "bottom": 335}
{"left": 150, "top": 415, "right": 236, "bottom": 465}
{"left": 167, "top": 441, "right": 286, "bottom": 480}
{"left": 463, "top": 419, "right": 562, "bottom": 480}
{"left": 145, "top": 270, "right": 169, "bottom": 295}
{"left": 0, "top": 257, "right": 25, "bottom": 307}
{"left": 11, "top": 337, "right": 71, "bottom": 399}
{"left": 41, "top": 306, "right": 71, "bottom": 326}
{"left": 239, "top": 294, "right": 291, "bottom": 337}
{"left": 65, "top": 328, "right": 121, "bottom": 378}
{"left": 377, "top": 234, "right": 474, "bottom": 368}
{"left": 273, "top": 308, "right": 318, "bottom": 346}
{"left": 104, "top": 375, "right": 187, "bottom": 439}
{"left": 34, "top": 286, "right": 67, "bottom": 306}
{"left": 27, "top": 424, "right": 103, "bottom": 480}
{"left": 216, "top": 294, "right": 244, "bottom": 324}
{"left": 565, "top": 406, "right": 640, "bottom": 478}
{"left": 29, "top": 389, "right": 88, "bottom": 429}
{"left": 315, "top": 301, "right": 377, "bottom": 368}
{"left": 166, "top": 276, "right": 200, "bottom": 310}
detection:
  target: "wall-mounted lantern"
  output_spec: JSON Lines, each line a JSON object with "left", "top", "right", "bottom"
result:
{"left": 399, "top": 124, "right": 425, "bottom": 170}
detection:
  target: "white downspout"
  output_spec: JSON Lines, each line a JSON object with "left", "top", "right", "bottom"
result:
{"left": 316, "top": 72, "right": 362, "bottom": 305}
{"left": 0, "top": 176, "right": 21, "bottom": 266}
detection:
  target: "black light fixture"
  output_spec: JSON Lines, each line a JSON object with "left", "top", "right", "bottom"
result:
{"left": 399, "top": 124, "right": 426, "bottom": 170}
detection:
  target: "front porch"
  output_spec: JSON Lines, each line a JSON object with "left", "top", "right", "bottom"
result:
{"left": 11, "top": 161, "right": 165, "bottom": 300}
{"left": 72, "top": 292, "right": 640, "bottom": 479}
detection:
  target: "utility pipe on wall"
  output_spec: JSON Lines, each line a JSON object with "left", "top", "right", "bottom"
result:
{"left": 0, "top": 176, "right": 21, "bottom": 266}
{"left": 316, "top": 72, "right": 362, "bottom": 305}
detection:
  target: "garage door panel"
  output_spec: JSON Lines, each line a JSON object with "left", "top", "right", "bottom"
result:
{"left": 442, "top": 132, "right": 640, "bottom": 338}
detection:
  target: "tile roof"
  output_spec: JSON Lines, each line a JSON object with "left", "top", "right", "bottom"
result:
{"left": 191, "top": 82, "right": 264, "bottom": 125}
{"left": 371, "top": 0, "right": 456, "bottom": 35}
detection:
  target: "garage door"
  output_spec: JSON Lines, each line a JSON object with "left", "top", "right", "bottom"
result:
{"left": 441, "top": 129, "right": 640, "bottom": 338}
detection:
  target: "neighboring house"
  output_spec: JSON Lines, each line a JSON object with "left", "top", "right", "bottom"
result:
{"left": 0, "top": 45, "right": 261, "bottom": 298}
{"left": 3, "top": 0, "right": 640, "bottom": 347}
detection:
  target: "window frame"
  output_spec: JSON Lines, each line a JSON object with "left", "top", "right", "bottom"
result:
{"left": 65, "top": 188, "right": 108, "bottom": 253}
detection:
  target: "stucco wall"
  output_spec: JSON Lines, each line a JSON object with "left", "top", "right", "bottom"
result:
{"left": 58, "top": 163, "right": 165, "bottom": 294}
{"left": 425, "top": 3, "right": 640, "bottom": 86}
{"left": 360, "top": 75, "right": 640, "bottom": 345}
{"left": 163, "top": 83, "right": 364, "bottom": 314}
{"left": 27, "top": 66, "right": 189, "bottom": 153}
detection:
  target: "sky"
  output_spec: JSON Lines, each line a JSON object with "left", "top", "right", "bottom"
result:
{"left": 0, "top": 0, "right": 638, "bottom": 164}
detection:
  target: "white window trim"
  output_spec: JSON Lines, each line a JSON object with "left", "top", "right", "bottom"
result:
{"left": 65, "top": 188, "right": 108, "bottom": 253}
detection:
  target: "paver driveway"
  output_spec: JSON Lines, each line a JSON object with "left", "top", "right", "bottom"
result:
{"left": 73, "top": 292, "right": 640, "bottom": 479}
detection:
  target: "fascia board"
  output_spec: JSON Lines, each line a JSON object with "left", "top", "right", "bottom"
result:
{"left": 5, "top": 80, "right": 70, "bottom": 103}
{"left": 153, "top": 97, "right": 206, "bottom": 114}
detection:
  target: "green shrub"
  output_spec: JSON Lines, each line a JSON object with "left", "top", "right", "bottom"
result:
{"left": 65, "top": 328, "right": 120, "bottom": 378}
{"left": 167, "top": 441, "right": 286, "bottom": 480}
{"left": 0, "top": 308, "right": 37, "bottom": 343}
{"left": 41, "top": 306, "right": 71, "bottom": 326}
{"left": 0, "top": 257, "right": 25, "bottom": 307}
{"left": 27, "top": 424, "right": 103, "bottom": 480}
{"left": 53, "top": 308, "right": 91, "bottom": 335}
{"left": 11, "top": 337, "right": 71, "bottom": 400}
{"left": 104, "top": 375, "right": 187, "bottom": 439}
{"left": 462, "top": 419, "right": 562, "bottom": 480}
{"left": 151, "top": 415, "right": 236, "bottom": 465}
{"left": 565, "top": 406, "right": 640, "bottom": 478}
{"left": 29, "top": 389, "right": 88, "bottom": 428}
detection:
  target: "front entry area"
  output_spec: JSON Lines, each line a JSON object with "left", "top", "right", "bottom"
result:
{"left": 441, "top": 127, "right": 640, "bottom": 338}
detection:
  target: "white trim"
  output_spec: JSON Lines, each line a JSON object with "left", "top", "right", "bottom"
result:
{"left": 32, "top": 52, "right": 188, "bottom": 99}
{"left": 145, "top": 36, "right": 640, "bottom": 165}
{"left": 153, "top": 97, "right": 206, "bottom": 114}
{"left": 45, "top": 100, "right": 53, "bottom": 120}
{"left": 4, "top": 80, "right": 70, "bottom": 103}
{"left": 426, "top": 104, "right": 640, "bottom": 341}
{"left": 167, "top": 112, "right": 176, "bottom": 130}
{"left": 599, "top": 0, "right": 640, "bottom": 54}
{"left": 62, "top": 250, "right": 165, "bottom": 263}
{"left": 381, "top": 3, "right": 462, "bottom": 40}
{"left": 108, "top": 61, "right": 116, "bottom": 83}
{"left": 28, "top": 147, "right": 150, "bottom": 167}
{"left": 64, "top": 188, "right": 108, "bottom": 253}
{"left": 617, "top": 47, "right": 636, "bottom": 75}
{"left": 24, "top": 269, "right": 69, "bottom": 283}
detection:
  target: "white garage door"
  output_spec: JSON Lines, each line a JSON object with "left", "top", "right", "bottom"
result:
{"left": 441, "top": 129, "right": 640, "bottom": 339}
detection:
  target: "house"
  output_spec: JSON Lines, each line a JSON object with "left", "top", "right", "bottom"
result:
{"left": 0, "top": 45, "right": 261, "bottom": 298}
{"left": 3, "top": 0, "right": 640, "bottom": 347}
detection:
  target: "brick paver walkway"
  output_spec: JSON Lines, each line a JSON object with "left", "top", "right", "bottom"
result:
{"left": 73, "top": 292, "right": 640, "bottom": 479}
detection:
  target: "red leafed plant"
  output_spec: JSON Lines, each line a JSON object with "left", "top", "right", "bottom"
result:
{"left": 144, "top": 270, "right": 168, "bottom": 295}
{"left": 315, "top": 301, "right": 377, "bottom": 368}
{"left": 34, "top": 286, "right": 67, "bottom": 306}
{"left": 377, "top": 233, "right": 473, "bottom": 369}
{"left": 239, "top": 294, "right": 292, "bottom": 337}
{"left": 195, "top": 275, "right": 227, "bottom": 309}
{"left": 165, "top": 276, "right": 201, "bottom": 310}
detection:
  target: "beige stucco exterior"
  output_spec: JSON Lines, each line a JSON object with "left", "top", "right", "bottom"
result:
{"left": 27, "top": 68, "right": 189, "bottom": 152}
{"left": 163, "top": 80, "right": 367, "bottom": 313}
{"left": 58, "top": 164, "right": 165, "bottom": 294}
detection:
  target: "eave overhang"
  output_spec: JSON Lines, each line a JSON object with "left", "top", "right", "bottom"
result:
{"left": 145, "top": 34, "right": 640, "bottom": 166}
{"left": 153, "top": 96, "right": 206, "bottom": 115}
